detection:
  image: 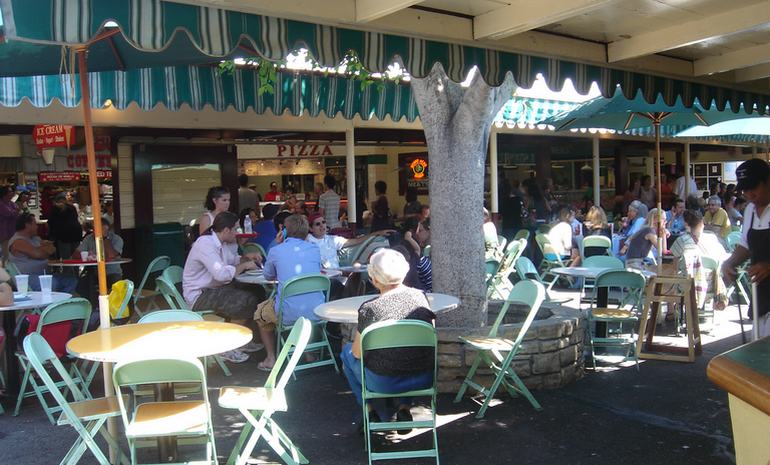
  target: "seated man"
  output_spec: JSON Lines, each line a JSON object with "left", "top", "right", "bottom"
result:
{"left": 257, "top": 214, "right": 324, "bottom": 371}
{"left": 340, "top": 248, "right": 435, "bottom": 429}
{"left": 306, "top": 213, "right": 390, "bottom": 269}
{"left": 72, "top": 215, "right": 124, "bottom": 306}
{"left": 8, "top": 213, "right": 77, "bottom": 294}
{"left": 703, "top": 195, "right": 731, "bottom": 243}
{"left": 183, "top": 211, "right": 265, "bottom": 364}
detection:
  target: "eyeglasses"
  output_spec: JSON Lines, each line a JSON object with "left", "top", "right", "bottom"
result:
{"left": 313, "top": 220, "right": 326, "bottom": 226}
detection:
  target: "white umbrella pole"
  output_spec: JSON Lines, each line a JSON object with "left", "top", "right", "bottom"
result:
{"left": 752, "top": 282, "right": 760, "bottom": 341}
{"left": 655, "top": 122, "right": 664, "bottom": 274}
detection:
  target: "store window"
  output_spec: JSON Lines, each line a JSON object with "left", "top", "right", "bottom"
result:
{"left": 151, "top": 163, "right": 221, "bottom": 224}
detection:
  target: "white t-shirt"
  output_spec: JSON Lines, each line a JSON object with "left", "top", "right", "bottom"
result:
{"left": 739, "top": 202, "right": 770, "bottom": 249}
{"left": 674, "top": 176, "right": 699, "bottom": 201}
{"left": 548, "top": 222, "right": 573, "bottom": 257}
{"left": 306, "top": 234, "right": 347, "bottom": 268}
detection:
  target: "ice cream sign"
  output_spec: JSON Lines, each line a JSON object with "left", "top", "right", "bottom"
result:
{"left": 33, "top": 125, "right": 75, "bottom": 149}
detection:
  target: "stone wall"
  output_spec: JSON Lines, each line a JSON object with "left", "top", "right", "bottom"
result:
{"left": 435, "top": 303, "right": 585, "bottom": 394}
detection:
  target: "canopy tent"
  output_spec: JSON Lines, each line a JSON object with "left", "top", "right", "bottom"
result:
{"left": 2, "top": 0, "right": 770, "bottom": 115}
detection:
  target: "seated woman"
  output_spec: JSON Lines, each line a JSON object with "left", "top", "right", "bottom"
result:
{"left": 583, "top": 206, "right": 611, "bottom": 258}
{"left": 622, "top": 209, "right": 666, "bottom": 270}
{"left": 341, "top": 248, "right": 435, "bottom": 428}
{"left": 671, "top": 210, "right": 728, "bottom": 310}
{"left": 0, "top": 266, "right": 13, "bottom": 392}
{"left": 400, "top": 218, "right": 432, "bottom": 292}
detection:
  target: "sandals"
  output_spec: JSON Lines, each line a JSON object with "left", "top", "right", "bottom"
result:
{"left": 257, "top": 360, "right": 275, "bottom": 372}
{"left": 220, "top": 349, "right": 250, "bottom": 364}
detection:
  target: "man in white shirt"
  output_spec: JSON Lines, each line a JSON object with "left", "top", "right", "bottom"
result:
{"left": 674, "top": 168, "right": 698, "bottom": 202}
{"left": 723, "top": 158, "right": 770, "bottom": 338}
{"left": 183, "top": 211, "right": 264, "bottom": 363}
{"left": 306, "top": 213, "right": 390, "bottom": 269}
{"left": 318, "top": 175, "right": 341, "bottom": 230}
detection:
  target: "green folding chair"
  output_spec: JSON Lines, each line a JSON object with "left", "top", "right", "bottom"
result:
{"left": 698, "top": 255, "right": 720, "bottom": 332}
{"left": 276, "top": 273, "right": 338, "bottom": 374}
{"left": 495, "top": 235, "right": 508, "bottom": 258}
{"left": 587, "top": 270, "right": 646, "bottom": 370}
{"left": 113, "top": 357, "right": 217, "bottom": 465}
{"left": 581, "top": 255, "right": 624, "bottom": 300}
{"left": 454, "top": 280, "right": 546, "bottom": 418}
{"left": 361, "top": 320, "right": 439, "bottom": 465}
{"left": 23, "top": 333, "right": 129, "bottom": 465}
{"left": 535, "top": 233, "right": 571, "bottom": 287}
{"left": 487, "top": 239, "right": 527, "bottom": 300}
{"left": 219, "top": 317, "right": 313, "bottom": 465}
{"left": 514, "top": 229, "right": 530, "bottom": 242}
{"left": 241, "top": 242, "right": 267, "bottom": 258}
{"left": 131, "top": 255, "right": 170, "bottom": 317}
{"left": 725, "top": 231, "right": 742, "bottom": 253}
{"left": 14, "top": 298, "right": 94, "bottom": 423}
{"left": 580, "top": 235, "right": 612, "bottom": 261}
{"left": 150, "top": 279, "right": 232, "bottom": 377}
{"left": 515, "top": 256, "right": 571, "bottom": 305}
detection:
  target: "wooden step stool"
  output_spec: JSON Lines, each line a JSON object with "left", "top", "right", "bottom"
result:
{"left": 636, "top": 275, "right": 702, "bottom": 362}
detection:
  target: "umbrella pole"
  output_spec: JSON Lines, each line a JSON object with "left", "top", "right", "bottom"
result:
{"left": 654, "top": 121, "right": 664, "bottom": 275}
{"left": 76, "top": 47, "right": 116, "bottom": 462}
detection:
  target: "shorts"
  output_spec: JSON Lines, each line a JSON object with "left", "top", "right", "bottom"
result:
{"left": 253, "top": 297, "right": 278, "bottom": 330}
{"left": 192, "top": 281, "right": 266, "bottom": 321}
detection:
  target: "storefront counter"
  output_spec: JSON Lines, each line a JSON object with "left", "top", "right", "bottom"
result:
{"left": 707, "top": 336, "right": 770, "bottom": 465}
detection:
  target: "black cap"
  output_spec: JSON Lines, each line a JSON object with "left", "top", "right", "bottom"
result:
{"left": 736, "top": 158, "right": 770, "bottom": 191}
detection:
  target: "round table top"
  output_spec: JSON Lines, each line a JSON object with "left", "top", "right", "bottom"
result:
{"left": 0, "top": 291, "right": 72, "bottom": 312}
{"left": 66, "top": 321, "right": 252, "bottom": 362}
{"left": 328, "top": 264, "right": 368, "bottom": 273}
{"left": 314, "top": 292, "right": 460, "bottom": 324}
{"left": 48, "top": 258, "right": 133, "bottom": 267}
{"left": 235, "top": 269, "right": 342, "bottom": 285}
{"left": 551, "top": 266, "right": 656, "bottom": 279}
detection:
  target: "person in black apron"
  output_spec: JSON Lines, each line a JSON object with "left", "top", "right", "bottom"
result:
{"left": 722, "top": 158, "right": 770, "bottom": 338}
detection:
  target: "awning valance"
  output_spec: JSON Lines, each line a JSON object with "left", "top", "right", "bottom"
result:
{"left": 1, "top": 0, "right": 769, "bottom": 114}
{"left": 0, "top": 66, "right": 419, "bottom": 122}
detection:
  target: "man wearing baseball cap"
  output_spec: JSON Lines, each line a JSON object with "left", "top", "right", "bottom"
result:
{"left": 722, "top": 158, "right": 770, "bottom": 337}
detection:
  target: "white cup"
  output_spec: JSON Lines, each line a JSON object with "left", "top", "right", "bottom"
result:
{"left": 80, "top": 251, "right": 90, "bottom": 261}
{"left": 39, "top": 275, "right": 53, "bottom": 295}
{"left": 15, "top": 274, "right": 29, "bottom": 294}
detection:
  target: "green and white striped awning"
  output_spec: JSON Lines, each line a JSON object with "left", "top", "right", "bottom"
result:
{"left": 1, "top": 0, "right": 768, "bottom": 114}
{"left": 0, "top": 66, "right": 419, "bottom": 121}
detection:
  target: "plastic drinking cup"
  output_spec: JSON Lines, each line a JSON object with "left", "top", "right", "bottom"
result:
{"left": 80, "top": 251, "right": 90, "bottom": 261}
{"left": 15, "top": 274, "right": 29, "bottom": 294}
{"left": 39, "top": 275, "right": 53, "bottom": 295}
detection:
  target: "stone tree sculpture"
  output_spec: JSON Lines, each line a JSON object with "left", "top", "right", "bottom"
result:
{"left": 411, "top": 63, "right": 516, "bottom": 328}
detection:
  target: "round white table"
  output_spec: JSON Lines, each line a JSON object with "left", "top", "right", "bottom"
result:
{"left": 328, "top": 264, "right": 368, "bottom": 274}
{"left": 1, "top": 291, "right": 72, "bottom": 395}
{"left": 314, "top": 292, "right": 460, "bottom": 324}
{"left": 235, "top": 269, "right": 341, "bottom": 285}
{"left": 48, "top": 258, "right": 132, "bottom": 267}
{"left": 551, "top": 266, "right": 656, "bottom": 279}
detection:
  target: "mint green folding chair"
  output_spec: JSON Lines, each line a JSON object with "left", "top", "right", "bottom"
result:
{"left": 487, "top": 239, "right": 524, "bottom": 299}
{"left": 276, "top": 273, "right": 338, "bottom": 374}
{"left": 219, "top": 317, "right": 313, "bottom": 465}
{"left": 241, "top": 242, "right": 267, "bottom": 258}
{"left": 514, "top": 229, "right": 530, "bottom": 242}
{"left": 14, "top": 298, "right": 94, "bottom": 423}
{"left": 581, "top": 255, "right": 624, "bottom": 300}
{"left": 587, "top": 270, "right": 646, "bottom": 370}
{"left": 515, "top": 256, "right": 571, "bottom": 305}
{"left": 23, "top": 333, "right": 129, "bottom": 465}
{"left": 132, "top": 255, "right": 170, "bottom": 317}
{"left": 113, "top": 357, "right": 218, "bottom": 465}
{"left": 454, "top": 280, "right": 546, "bottom": 418}
{"left": 580, "top": 235, "right": 612, "bottom": 261}
{"left": 361, "top": 320, "right": 439, "bottom": 465}
{"left": 535, "top": 232, "right": 571, "bottom": 287}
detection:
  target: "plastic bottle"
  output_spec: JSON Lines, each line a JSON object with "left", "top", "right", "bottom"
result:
{"left": 244, "top": 216, "right": 253, "bottom": 234}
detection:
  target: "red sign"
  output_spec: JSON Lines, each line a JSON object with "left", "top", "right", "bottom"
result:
{"left": 33, "top": 125, "right": 75, "bottom": 149}
{"left": 67, "top": 153, "right": 112, "bottom": 169}
{"left": 39, "top": 171, "right": 81, "bottom": 182}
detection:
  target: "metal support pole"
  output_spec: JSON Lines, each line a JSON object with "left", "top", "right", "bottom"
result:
{"left": 592, "top": 137, "right": 600, "bottom": 207}
{"left": 684, "top": 142, "right": 692, "bottom": 198}
{"left": 345, "top": 127, "right": 356, "bottom": 230}
{"left": 752, "top": 282, "right": 760, "bottom": 341}
{"left": 490, "top": 128, "right": 499, "bottom": 214}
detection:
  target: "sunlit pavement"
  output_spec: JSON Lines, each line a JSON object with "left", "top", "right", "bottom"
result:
{"left": 1, "top": 296, "right": 748, "bottom": 465}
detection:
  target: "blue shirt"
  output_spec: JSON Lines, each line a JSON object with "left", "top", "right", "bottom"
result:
{"left": 263, "top": 238, "right": 324, "bottom": 324}
{"left": 624, "top": 217, "right": 645, "bottom": 239}
{"left": 666, "top": 210, "right": 685, "bottom": 235}
{"left": 253, "top": 220, "right": 277, "bottom": 252}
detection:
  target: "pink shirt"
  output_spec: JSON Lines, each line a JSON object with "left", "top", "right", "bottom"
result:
{"left": 182, "top": 233, "right": 240, "bottom": 306}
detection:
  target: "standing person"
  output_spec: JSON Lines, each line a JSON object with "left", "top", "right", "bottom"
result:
{"left": 675, "top": 167, "right": 698, "bottom": 204}
{"left": 355, "top": 187, "right": 369, "bottom": 231}
{"left": 238, "top": 174, "right": 258, "bottom": 213}
{"left": 723, "top": 159, "right": 770, "bottom": 337}
{"left": 370, "top": 181, "right": 393, "bottom": 232}
{"left": 499, "top": 179, "right": 523, "bottom": 239}
{"left": 318, "top": 174, "right": 341, "bottom": 230}
{"left": 264, "top": 181, "right": 282, "bottom": 202}
{"left": 197, "top": 186, "right": 230, "bottom": 236}
{"left": 639, "top": 175, "right": 656, "bottom": 210}
{"left": 660, "top": 172, "right": 674, "bottom": 209}
{"left": 0, "top": 186, "right": 19, "bottom": 264}
{"left": 402, "top": 187, "right": 422, "bottom": 220}
{"left": 183, "top": 211, "right": 265, "bottom": 364}
{"left": 47, "top": 192, "right": 82, "bottom": 261}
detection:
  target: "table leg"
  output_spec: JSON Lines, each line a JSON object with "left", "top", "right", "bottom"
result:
{"left": 2, "top": 310, "right": 19, "bottom": 395}
{"left": 155, "top": 382, "right": 178, "bottom": 463}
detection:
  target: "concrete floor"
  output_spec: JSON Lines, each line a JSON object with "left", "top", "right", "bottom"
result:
{"left": 0, "top": 294, "right": 748, "bottom": 465}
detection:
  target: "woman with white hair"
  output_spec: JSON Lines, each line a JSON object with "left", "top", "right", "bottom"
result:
{"left": 340, "top": 248, "right": 436, "bottom": 430}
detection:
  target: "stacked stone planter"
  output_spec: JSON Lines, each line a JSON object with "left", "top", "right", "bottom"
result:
{"left": 436, "top": 301, "right": 585, "bottom": 394}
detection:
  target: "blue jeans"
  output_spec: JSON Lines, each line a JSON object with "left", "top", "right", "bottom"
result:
{"left": 341, "top": 342, "right": 432, "bottom": 407}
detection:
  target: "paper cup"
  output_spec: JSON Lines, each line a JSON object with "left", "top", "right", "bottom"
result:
{"left": 15, "top": 274, "right": 29, "bottom": 294}
{"left": 80, "top": 251, "right": 90, "bottom": 261}
{"left": 39, "top": 275, "right": 53, "bottom": 295}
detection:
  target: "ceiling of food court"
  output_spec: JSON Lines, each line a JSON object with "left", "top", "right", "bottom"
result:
{"left": 172, "top": 0, "right": 770, "bottom": 91}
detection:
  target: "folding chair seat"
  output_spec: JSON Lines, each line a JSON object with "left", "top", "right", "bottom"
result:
{"left": 515, "top": 256, "right": 571, "bottom": 305}
{"left": 113, "top": 357, "right": 217, "bottom": 465}
{"left": 454, "top": 280, "right": 545, "bottom": 418}
{"left": 219, "top": 317, "right": 313, "bottom": 465}
{"left": 514, "top": 229, "right": 530, "bottom": 242}
{"left": 14, "top": 298, "right": 94, "bottom": 423}
{"left": 23, "top": 333, "right": 129, "bottom": 465}
{"left": 587, "top": 270, "right": 646, "bottom": 370}
{"left": 361, "top": 320, "right": 439, "bottom": 464}
{"left": 276, "top": 273, "right": 338, "bottom": 374}
{"left": 131, "top": 256, "right": 170, "bottom": 317}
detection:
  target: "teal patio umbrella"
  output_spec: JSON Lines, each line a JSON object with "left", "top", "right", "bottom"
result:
{"left": 676, "top": 118, "right": 770, "bottom": 155}
{"left": 541, "top": 91, "right": 754, "bottom": 271}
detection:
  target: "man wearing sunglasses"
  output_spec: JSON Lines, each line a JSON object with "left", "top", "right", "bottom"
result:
{"left": 306, "top": 213, "right": 391, "bottom": 270}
